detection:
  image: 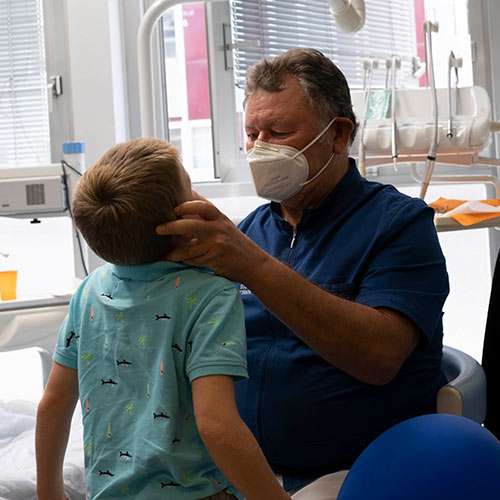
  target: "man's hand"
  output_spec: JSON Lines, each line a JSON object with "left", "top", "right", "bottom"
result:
{"left": 156, "top": 200, "right": 266, "bottom": 283}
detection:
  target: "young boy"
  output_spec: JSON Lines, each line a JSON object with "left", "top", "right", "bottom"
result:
{"left": 35, "top": 138, "right": 290, "bottom": 500}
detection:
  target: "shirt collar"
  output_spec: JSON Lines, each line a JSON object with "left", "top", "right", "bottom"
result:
{"left": 109, "top": 261, "right": 192, "bottom": 282}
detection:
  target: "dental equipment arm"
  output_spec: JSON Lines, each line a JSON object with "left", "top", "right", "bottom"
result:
{"left": 447, "top": 51, "right": 463, "bottom": 139}
{"left": 390, "top": 56, "right": 401, "bottom": 171}
{"left": 358, "top": 58, "right": 378, "bottom": 177}
{"left": 419, "top": 20, "right": 439, "bottom": 200}
{"left": 447, "top": 52, "right": 454, "bottom": 139}
{"left": 454, "top": 62, "right": 461, "bottom": 116}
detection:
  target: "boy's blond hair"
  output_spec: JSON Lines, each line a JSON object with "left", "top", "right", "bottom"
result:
{"left": 72, "top": 138, "right": 184, "bottom": 266}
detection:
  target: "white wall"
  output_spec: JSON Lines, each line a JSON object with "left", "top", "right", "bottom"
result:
{"left": 64, "top": 0, "right": 128, "bottom": 166}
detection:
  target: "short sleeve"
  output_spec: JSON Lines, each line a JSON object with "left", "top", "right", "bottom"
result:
{"left": 185, "top": 285, "right": 248, "bottom": 383}
{"left": 356, "top": 201, "right": 449, "bottom": 342}
{"left": 53, "top": 310, "right": 79, "bottom": 370}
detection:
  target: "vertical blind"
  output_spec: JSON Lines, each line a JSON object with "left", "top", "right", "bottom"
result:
{"left": 0, "top": 0, "right": 50, "bottom": 167}
{"left": 230, "top": 0, "right": 416, "bottom": 91}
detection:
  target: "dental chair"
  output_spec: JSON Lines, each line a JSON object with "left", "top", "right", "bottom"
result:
{"left": 437, "top": 345, "right": 486, "bottom": 423}
{"left": 294, "top": 280, "right": 495, "bottom": 500}
{"left": 437, "top": 247, "right": 500, "bottom": 429}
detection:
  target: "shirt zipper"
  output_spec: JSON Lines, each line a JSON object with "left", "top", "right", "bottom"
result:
{"left": 290, "top": 227, "right": 297, "bottom": 249}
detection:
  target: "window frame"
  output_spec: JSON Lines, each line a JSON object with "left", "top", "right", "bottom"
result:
{"left": 205, "top": 1, "right": 254, "bottom": 187}
{"left": 468, "top": 0, "right": 500, "bottom": 269}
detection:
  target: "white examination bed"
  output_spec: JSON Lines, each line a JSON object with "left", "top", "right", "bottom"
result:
{"left": 0, "top": 300, "right": 86, "bottom": 500}
{"left": 0, "top": 399, "right": 85, "bottom": 499}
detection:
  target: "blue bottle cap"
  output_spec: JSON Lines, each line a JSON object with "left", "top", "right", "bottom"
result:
{"left": 62, "top": 142, "right": 85, "bottom": 154}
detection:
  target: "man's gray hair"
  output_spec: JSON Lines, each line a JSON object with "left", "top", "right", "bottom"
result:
{"left": 244, "top": 48, "right": 358, "bottom": 143}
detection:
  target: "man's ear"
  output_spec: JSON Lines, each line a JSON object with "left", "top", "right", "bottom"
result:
{"left": 331, "top": 117, "right": 354, "bottom": 153}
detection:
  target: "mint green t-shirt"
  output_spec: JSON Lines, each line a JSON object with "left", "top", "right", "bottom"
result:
{"left": 54, "top": 261, "right": 247, "bottom": 499}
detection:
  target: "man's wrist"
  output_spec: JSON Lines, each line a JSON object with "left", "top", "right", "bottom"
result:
{"left": 240, "top": 246, "right": 279, "bottom": 291}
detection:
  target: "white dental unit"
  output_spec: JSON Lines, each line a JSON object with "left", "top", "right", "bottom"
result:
{"left": 350, "top": 86, "right": 500, "bottom": 183}
{"left": 349, "top": 14, "right": 500, "bottom": 231}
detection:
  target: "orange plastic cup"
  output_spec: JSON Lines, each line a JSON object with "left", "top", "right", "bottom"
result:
{"left": 0, "top": 270, "right": 18, "bottom": 301}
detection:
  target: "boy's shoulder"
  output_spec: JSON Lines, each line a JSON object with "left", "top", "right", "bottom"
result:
{"left": 70, "top": 263, "right": 117, "bottom": 302}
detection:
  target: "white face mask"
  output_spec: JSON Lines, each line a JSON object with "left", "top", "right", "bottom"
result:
{"left": 246, "top": 117, "right": 337, "bottom": 202}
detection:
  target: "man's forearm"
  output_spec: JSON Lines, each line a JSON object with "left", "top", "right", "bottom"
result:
{"left": 241, "top": 249, "right": 419, "bottom": 384}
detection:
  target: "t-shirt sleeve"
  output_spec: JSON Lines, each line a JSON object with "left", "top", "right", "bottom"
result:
{"left": 185, "top": 284, "right": 248, "bottom": 383}
{"left": 53, "top": 307, "right": 79, "bottom": 370}
{"left": 356, "top": 200, "right": 449, "bottom": 343}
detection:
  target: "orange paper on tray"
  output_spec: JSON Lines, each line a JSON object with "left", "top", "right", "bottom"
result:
{"left": 429, "top": 198, "right": 500, "bottom": 226}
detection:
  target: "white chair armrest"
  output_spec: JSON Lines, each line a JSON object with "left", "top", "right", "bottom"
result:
{"left": 437, "top": 345, "right": 486, "bottom": 423}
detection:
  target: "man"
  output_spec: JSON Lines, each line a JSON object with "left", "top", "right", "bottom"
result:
{"left": 157, "top": 48, "right": 449, "bottom": 498}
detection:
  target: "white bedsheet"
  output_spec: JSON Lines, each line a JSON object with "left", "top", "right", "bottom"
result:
{"left": 0, "top": 399, "right": 85, "bottom": 500}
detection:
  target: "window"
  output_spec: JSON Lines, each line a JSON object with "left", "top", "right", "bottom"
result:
{"left": 230, "top": 0, "right": 417, "bottom": 90}
{"left": 416, "top": 0, "right": 473, "bottom": 88}
{"left": 0, "top": 0, "right": 50, "bottom": 167}
{"left": 0, "top": 0, "right": 75, "bottom": 299}
{"left": 162, "top": 3, "right": 216, "bottom": 182}
{"left": 229, "top": 0, "right": 418, "bottom": 155}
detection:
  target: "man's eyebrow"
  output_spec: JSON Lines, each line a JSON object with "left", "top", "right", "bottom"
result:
{"left": 245, "top": 118, "right": 287, "bottom": 130}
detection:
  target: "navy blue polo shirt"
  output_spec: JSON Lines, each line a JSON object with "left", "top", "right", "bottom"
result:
{"left": 235, "top": 159, "right": 449, "bottom": 491}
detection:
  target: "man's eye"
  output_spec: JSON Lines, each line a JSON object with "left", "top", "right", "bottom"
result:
{"left": 247, "top": 133, "right": 257, "bottom": 139}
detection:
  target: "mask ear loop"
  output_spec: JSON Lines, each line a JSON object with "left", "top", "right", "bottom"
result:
{"left": 299, "top": 150, "right": 336, "bottom": 187}
{"left": 291, "top": 116, "right": 337, "bottom": 159}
